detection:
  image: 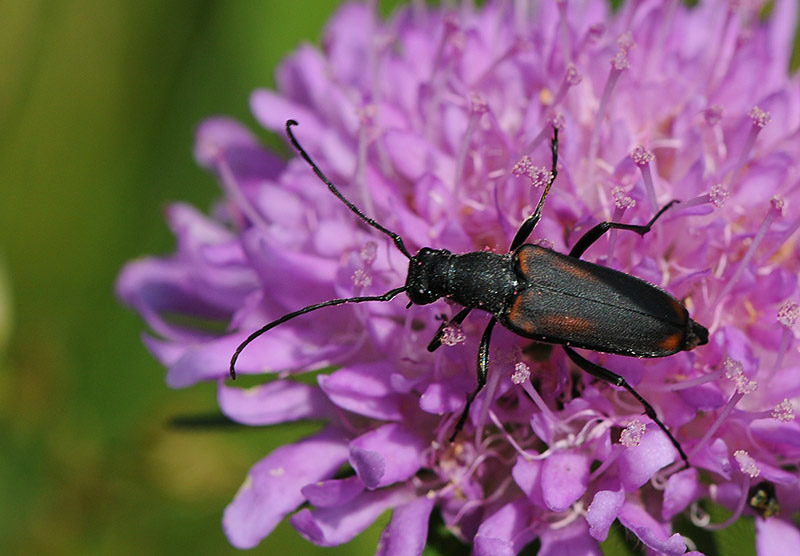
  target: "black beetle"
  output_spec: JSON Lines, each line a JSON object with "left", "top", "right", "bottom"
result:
{"left": 230, "top": 119, "right": 708, "bottom": 466}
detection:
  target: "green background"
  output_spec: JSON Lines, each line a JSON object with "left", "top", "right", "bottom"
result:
{"left": 0, "top": 1, "right": 402, "bottom": 554}
{"left": 0, "top": 1, "right": 787, "bottom": 555}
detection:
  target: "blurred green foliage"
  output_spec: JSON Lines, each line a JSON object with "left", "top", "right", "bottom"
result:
{"left": 0, "top": 1, "right": 792, "bottom": 555}
{"left": 0, "top": 1, "right": 403, "bottom": 554}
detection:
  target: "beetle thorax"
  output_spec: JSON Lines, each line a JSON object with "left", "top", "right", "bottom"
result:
{"left": 406, "top": 248, "right": 517, "bottom": 315}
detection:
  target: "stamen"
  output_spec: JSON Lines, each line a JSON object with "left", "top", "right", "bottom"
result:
{"left": 360, "top": 241, "right": 378, "bottom": 264}
{"left": 675, "top": 184, "right": 729, "bottom": 210}
{"left": 710, "top": 184, "right": 730, "bottom": 208}
{"left": 352, "top": 268, "right": 372, "bottom": 288}
{"left": 523, "top": 113, "right": 565, "bottom": 155}
{"left": 512, "top": 156, "right": 534, "bottom": 178}
{"left": 587, "top": 48, "right": 629, "bottom": 185}
{"left": 620, "top": 419, "right": 646, "bottom": 448}
{"left": 472, "top": 38, "right": 529, "bottom": 88}
{"left": 550, "top": 64, "right": 583, "bottom": 109}
{"left": 577, "top": 23, "right": 605, "bottom": 55}
{"left": 631, "top": 145, "right": 657, "bottom": 211}
{"left": 511, "top": 156, "right": 552, "bottom": 188}
{"left": 616, "top": 31, "right": 635, "bottom": 53}
{"left": 734, "top": 449, "right": 760, "bottom": 478}
{"left": 356, "top": 104, "right": 377, "bottom": 218}
{"left": 511, "top": 361, "right": 530, "bottom": 384}
{"left": 704, "top": 105, "right": 723, "bottom": 126}
{"left": 529, "top": 166, "right": 554, "bottom": 189}
{"left": 774, "top": 301, "right": 799, "bottom": 370}
{"left": 454, "top": 93, "right": 489, "bottom": 199}
{"left": 440, "top": 322, "right": 466, "bottom": 346}
{"left": 488, "top": 410, "right": 528, "bottom": 457}
{"left": 688, "top": 359, "right": 752, "bottom": 459}
{"left": 728, "top": 106, "right": 771, "bottom": 188}
{"left": 474, "top": 357, "right": 504, "bottom": 441}
{"left": 555, "top": 0, "right": 571, "bottom": 65}
{"left": 702, "top": 105, "right": 727, "bottom": 171}
{"left": 517, "top": 368, "right": 561, "bottom": 425}
{"left": 725, "top": 358, "right": 757, "bottom": 395}
{"left": 771, "top": 399, "right": 795, "bottom": 423}
{"left": 700, "top": 474, "right": 752, "bottom": 530}
{"left": 731, "top": 398, "right": 796, "bottom": 423}
{"left": 214, "top": 151, "right": 270, "bottom": 230}
{"left": 761, "top": 214, "right": 800, "bottom": 263}
{"left": 648, "top": 366, "right": 725, "bottom": 392}
{"left": 608, "top": 187, "right": 636, "bottom": 263}
{"left": 715, "top": 196, "right": 783, "bottom": 304}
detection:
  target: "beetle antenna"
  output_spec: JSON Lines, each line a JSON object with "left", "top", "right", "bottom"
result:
{"left": 286, "top": 120, "right": 412, "bottom": 259}
{"left": 229, "top": 286, "right": 407, "bottom": 379}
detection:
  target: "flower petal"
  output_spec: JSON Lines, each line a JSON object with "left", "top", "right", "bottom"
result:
{"left": 539, "top": 519, "right": 601, "bottom": 556}
{"left": 586, "top": 488, "right": 625, "bottom": 541}
{"left": 376, "top": 495, "right": 435, "bottom": 556}
{"left": 541, "top": 451, "right": 590, "bottom": 512}
{"left": 301, "top": 475, "right": 365, "bottom": 508}
{"left": 618, "top": 425, "right": 677, "bottom": 490}
{"left": 662, "top": 468, "right": 702, "bottom": 520}
{"left": 218, "top": 379, "right": 333, "bottom": 425}
{"left": 222, "top": 426, "right": 348, "bottom": 549}
{"left": 290, "top": 485, "right": 414, "bottom": 547}
{"left": 618, "top": 501, "right": 687, "bottom": 556}
{"left": 349, "top": 423, "right": 427, "bottom": 489}
{"left": 756, "top": 516, "right": 800, "bottom": 555}
{"left": 474, "top": 498, "right": 538, "bottom": 556}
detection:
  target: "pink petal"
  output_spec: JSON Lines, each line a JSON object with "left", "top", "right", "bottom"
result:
{"left": 218, "top": 379, "right": 333, "bottom": 425}
{"left": 586, "top": 488, "right": 625, "bottom": 541}
{"left": 222, "top": 426, "right": 348, "bottom": 549}
{"left": 541, "top": 451, "right": 590, "bottom": 511}
{"left": 376, "top": 495, "right": 435, "bottom": 556}
{"left": 349, "top": 423, "right": 427, "bottom": 489}
{"left": 290, "top": 485, "right": 414, "bottom": 546}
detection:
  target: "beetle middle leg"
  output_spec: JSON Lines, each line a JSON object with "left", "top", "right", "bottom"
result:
{"left": 450, "top": 317, "right": 497, "bottom": 441}
{"left": 564, "top": 346, "right": 689, "bottom": 466}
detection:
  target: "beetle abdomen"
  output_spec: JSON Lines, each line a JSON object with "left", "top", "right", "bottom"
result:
{"left": 502, "top": 245, "right": 693, "bottom": 357}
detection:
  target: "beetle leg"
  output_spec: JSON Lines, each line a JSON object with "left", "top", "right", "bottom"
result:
{"left": 563, "top": 346, "right": 689, "bottom": 467}
{"left": 450, "top": 317, "right": 497, "bottom": 441}
{"left": 427, "top": 307, "right": 472, "bottom": 352}
{"left": 509, "top": 128, "right": 560, "bottom": 251}
{"left": 568, "top": 200, "right": 680, "bottom": 259}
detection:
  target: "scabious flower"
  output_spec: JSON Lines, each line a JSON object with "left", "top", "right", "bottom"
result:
{"left": 117, "top": 1, "right": 800, "bottom": 554}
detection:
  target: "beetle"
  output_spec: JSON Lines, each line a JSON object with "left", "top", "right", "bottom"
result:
{"left": 230, "top": 119, "right": 709, "bottom": 466}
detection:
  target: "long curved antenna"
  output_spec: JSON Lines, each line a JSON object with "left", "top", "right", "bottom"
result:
{"left": 286, "top": 120, "right": 412, "bottom": 259}
{"left": 230, "top": 286, "right": 407, "bottom": 379}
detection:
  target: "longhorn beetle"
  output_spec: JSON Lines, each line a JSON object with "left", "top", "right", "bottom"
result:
{"left": 230, "top": 119, "right": 709, "bottom": 467}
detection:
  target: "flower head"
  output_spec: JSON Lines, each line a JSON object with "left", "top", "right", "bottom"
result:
{"left": 118, "top": 1, "right": 800, "bottom": 553}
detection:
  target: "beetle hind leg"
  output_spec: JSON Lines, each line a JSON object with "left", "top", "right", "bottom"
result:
{"left": 563, "top": 346, "right": 689, "bottom": 467}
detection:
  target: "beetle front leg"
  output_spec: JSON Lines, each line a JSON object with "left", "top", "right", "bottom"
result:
{"left": 509, "top": 127, "right": 560, "bottom": 251}
{"left": 450, "top": 317, "right": 497, "bottom": 441}
{"left": 563, "top": 347, "right": 689, "bottom": 467}
{"left": 568, "top": 200, "right": 679, "bottom": 259}
{"left": 427, "top": 307, "right": 472, "bottom": 352}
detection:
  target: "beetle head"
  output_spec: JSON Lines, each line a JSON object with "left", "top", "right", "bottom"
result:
{"left": 405, "top": 247, "right": 451, "bottom": 305}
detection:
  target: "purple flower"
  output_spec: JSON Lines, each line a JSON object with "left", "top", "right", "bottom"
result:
{"left": 117, "top": 1, "right": 800, "bottom": 553}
